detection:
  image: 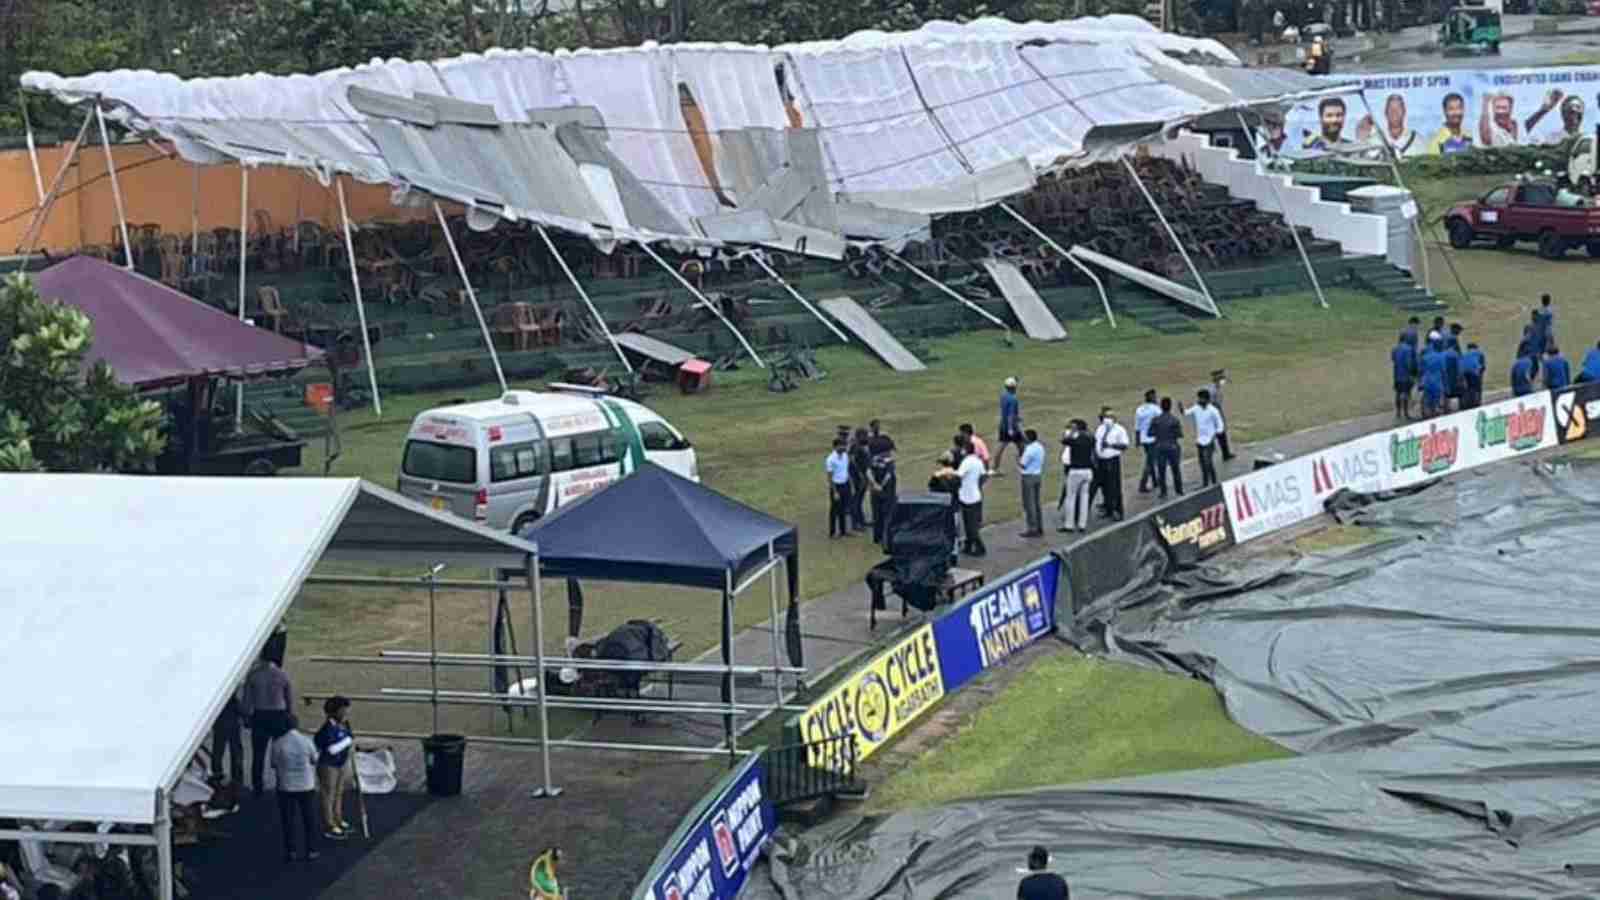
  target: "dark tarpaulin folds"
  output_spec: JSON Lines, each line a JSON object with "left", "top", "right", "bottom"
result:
{"left": 750, "top": 461, "right": 1600, "bottom": 898}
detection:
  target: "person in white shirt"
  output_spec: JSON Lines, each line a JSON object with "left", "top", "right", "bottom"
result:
{"left": 1133, "top": 389, "right": 1161, "bottom": 494}
{"left": 1183, "top": 389, "right": 1227, "bottom": 488}
{"left": 1089, "top": 407, "right": 1130, "bottom": 521}
{"left": 270, "top": 715, "right": 321, "bottom": 862}
{"left": 1017, "top": 429, "right": 1046, "bottom": 538}
{"left": 956, "top": 438, "right": 988, "bottom": 556}
{"left": 824, "top": 438, "right": 852, "bottom": 538}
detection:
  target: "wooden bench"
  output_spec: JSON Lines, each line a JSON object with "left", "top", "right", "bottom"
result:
{"left": 867, "top": 566, "right": 985, "bottom": 630}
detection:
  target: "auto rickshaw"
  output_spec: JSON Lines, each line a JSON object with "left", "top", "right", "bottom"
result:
{"left": 1440, "top": 5, "right": 1501, "bottom": 55}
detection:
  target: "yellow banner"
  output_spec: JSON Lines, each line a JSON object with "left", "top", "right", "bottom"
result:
{"left": 799, "top": 624, "right": 944, "bottom": 771}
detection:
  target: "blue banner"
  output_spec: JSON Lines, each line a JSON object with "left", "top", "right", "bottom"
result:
{"left": 645, "top": 754, "right": 776, "bottom": 900}
{"left": 932, "top": 557, "right": 1060, "bottom": 694}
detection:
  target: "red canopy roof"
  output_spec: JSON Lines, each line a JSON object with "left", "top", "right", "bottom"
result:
{"left": 34, "top": 256, "right": 322, "bottom": 389}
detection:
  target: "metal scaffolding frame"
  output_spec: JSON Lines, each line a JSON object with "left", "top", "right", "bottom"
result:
{"left": 637, "top": 241, "right": 766, "bottom": 368}
{"left": 335, "top": 180, "right": 383, "bottom": 416}
{"left": 1235, "top": 112, "right": 1328, "bottom": 310}
{"left": 1122, "top": 156, "right": 1221, "bottom": 318}
{"left": 433, "top": 201, "right": 508, "bottom": 392}
{"left": 537, "top": 226, "right": 634, "bottom": 374}
{"left": 94, "top": 102, "right": 133, "bottom": 272}
{"left": 998, "top": 202, "right": 1117, "bottom": 328}
{"left": 882, "top": 247, "right": 1014, "bottom": 339}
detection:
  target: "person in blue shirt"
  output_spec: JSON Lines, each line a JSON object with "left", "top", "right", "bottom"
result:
{"left": 1511, "top": 353, "right": 1537, "bottom": 397}
{"left": 1419, "top": 344, "right": 1445, "bottom": 418}
{"left": 1441, "top": 341, "right": 1462, "bottom": 413}
{"left": 1392, "top": 335, "right": 1417, "bottom": 420}
{"left": 1580, "top": 340, "right": 1600, "bottom": 383}
{"left": 1535, "top": 295, "right": 1555, "bottom": 351}
{"left": 1017, "top": 429, "right": 1046, "bottom": 538}
{"left": 994, "top": 377, "right": 1024, "bottom": 471}
{"left": 1401, "top": 316, "right": 1420, "bottom": 355}
{"left": 1544, "top": 345, "right": 1572, "bottom": 390}
{"left": 825, "top": 438, "right": 851, "bottom": 538}
{"left": 1461, "top": 342, "right": 1486, "bottom": 409}
{"left": 313, "top": 696, "right": 355, "bottom": 840}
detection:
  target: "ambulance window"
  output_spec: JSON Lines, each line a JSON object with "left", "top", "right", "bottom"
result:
{"left": 639, "top": 421, "right": 689, "bottom": 451}
{"left": 490, "top": 440, "right": 545, "bottom": 482}
{"left": 549, "top": 438, "right": 574, "bottom": 472}
{"left": 402, "top": 440, "right": 475, "bottom": 483}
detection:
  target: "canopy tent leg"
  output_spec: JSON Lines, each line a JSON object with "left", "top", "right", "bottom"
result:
{"left": 234, "top": 167, "right": 249, "bottom": 433}
{"left": 637, "top": 242, "right": 766, "bottom": 369}
{"left": 1358, "top": 90, "right": 1432, "bottom": 298}
{"left": 998, "top": 202, "right": 1116, "bottom": 329}
{"left": 1121, "top": 156, "right": 1220, "bottom": 318}
{"left": 768, "top": 541, "right": 783, "bottom": 713}
{"left": 1235, "top": 113, "right": 1327, "bottom": 310}
{"left": 18, "top": 90, "right": 45, "bottom": 202}
{"left": 536, "top": 225, "right": 632, "bottom": 374}
{"left": 747, "top": 251, "right": 850, "bottom": 344}
{"left": 190, "top": 164, "right": 199, "bottom": 263}
{"left": 882, "top": 248, "right": 1014, "bottom": 340}
{"left": 94, "top": 102, "right": 134, "bottom": 272}
{"left": 15, "top": 107, "right": 92, "bottom": 265}
{"left": 433, "top": 202, "right": 508, "bottom": 392}
{"left": 154, "top": 788, "right": 173, "bottom": 900}
{"left": 525, "top": 551, "right": 561, "bottom": 797}
{"left": 425, "top": 564, "right": 442, "bottom": 735}
{"left": 336, "top": 179, "right": 383, "bottom": 416}
{"left": 723, "top": 568, "right": 737, "bottom": 765}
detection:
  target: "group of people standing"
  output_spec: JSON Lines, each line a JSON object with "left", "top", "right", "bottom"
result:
{"left": 1391, "top": 297, "right": 1598, "bottom": 418}
{"left": 825, "top": 420, "right": 899, "bottom": 545}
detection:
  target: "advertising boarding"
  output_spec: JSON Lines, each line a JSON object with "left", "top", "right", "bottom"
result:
{"left": 1279, "top": 66, "right": 1600, "bottom": 159}
{"left": 644, "top": 754, "right": 775, "bottom": 900}
{"left": 800, "top": 624, "right": 945, "bottom": 772}
{"left": 1552, "top": 383, "right": 1600, "bottom": 443}
{"left": 932, "top": 559, "right": 1059, "bottom": 695}
{"left": 1152, "top": 486, "right": 1235, "bottom": 564}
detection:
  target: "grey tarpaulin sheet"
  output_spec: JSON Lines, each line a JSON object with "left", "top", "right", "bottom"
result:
{"left": 750, "top": 460, "right": 1600, "bottom": 898}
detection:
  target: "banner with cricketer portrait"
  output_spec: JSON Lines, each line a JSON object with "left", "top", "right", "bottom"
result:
{"left": 1278, "top": 66, "right": 1600, "bottom": 159}
{"left": 637, "top": 753, "right": 776, "bottom": 900}
{"left": 932, "top": 557, "right": 1060, "bottom": 695}
{"left": 1551, "top": 383, "right": 1600, "bottom": 444}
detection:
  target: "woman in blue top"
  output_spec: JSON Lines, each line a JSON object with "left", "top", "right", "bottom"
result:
{"left": 314, "top": 696, "right": 355, "bottom": 839}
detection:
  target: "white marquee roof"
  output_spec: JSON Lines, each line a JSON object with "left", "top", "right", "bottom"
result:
{"left": 0, "top": 475, "right": 536, "bottom": 824}
{"left": 22, "top": 17, "right": 1340, "bottom": 253}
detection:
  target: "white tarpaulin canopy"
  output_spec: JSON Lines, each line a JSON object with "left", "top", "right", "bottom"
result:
{"left": 18, "top": 16, "right": 1337, "bottom": 250}
{"left": 0, "top": 475, "right": 536, "bottom": 826}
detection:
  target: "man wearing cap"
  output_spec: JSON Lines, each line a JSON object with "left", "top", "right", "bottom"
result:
{"left": 994, "top": 377, "right": 1024, "bottom": 471}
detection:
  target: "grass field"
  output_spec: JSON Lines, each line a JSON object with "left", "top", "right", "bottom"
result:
{"left": 866, "top": 652, "right": 1291, "bottom": 810}
{"left": 281, "top": 168, "right": 1600, "bottom": 745}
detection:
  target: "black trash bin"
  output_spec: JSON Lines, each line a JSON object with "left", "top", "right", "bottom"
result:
{"left": 423, "top": 734, "right": 466, "bottom": 796}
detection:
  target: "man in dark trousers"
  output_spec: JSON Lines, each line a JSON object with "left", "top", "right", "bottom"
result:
{"left": 211, "top": 680, "right": 245, "bottom": 789}
{"left": 270, "top": 715, "right": 320, "bottom": 862}
{"left": 1461, "top": 342, "right": 1485, "bottom": 408}
{"left": 1150, "top": 397, "right": 1184, "bottom": 499}
{"left": 1017, "top": 845, "right": 1069, "bottom": 899}
{"left": 1133, "top": 389, "right": 1161, "bottom": 494}
{"left": 243, "top": 652, "right": 294, "bottom": 797}
{"left": 1091, "top": 407, "right": 1130, "bottom": 521}
{"left": 1392, "top": 332, "right": 1417, "bottom": 420}
{"left": 955, "top": 435, "right": 988, "bottom": 556}
{"left": 1534, "top": 294, "right": 1555, "bottom": 352}
{"left": 1511, "top": 351, "right": 1537, "bottom": 397}
{"left": 994, "top": 376, "right": 1024, "bottom": 470}
{"left": 825, "top": 437, "right": 851, "bottom": 538}
{"left": 867, "top": 440, "right": 898, "bottom": 547}
{"left": 849, "top": 427, "right": 871, "bottom": 531}
{"left": 1183, "top": 390, "right": 1225, "bottom": 488}
{"left": 1017, "top": 428, "right": 1045, "bottom": 538}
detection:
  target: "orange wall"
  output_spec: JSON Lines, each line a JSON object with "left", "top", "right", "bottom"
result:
{"left": 1, "top": 143, "right": 430, "bottom": 255}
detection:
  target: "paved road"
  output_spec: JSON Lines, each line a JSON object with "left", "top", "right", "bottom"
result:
{"left": 1226, "top": 14, "right": 1600, "bottom": 72}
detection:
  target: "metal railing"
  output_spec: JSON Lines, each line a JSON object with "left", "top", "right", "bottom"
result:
{"left": 763, "top": 735, "right": 863, "bottom": 807}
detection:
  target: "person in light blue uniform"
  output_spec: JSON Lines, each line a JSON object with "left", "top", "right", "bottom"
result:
{"left": 1461, "top": 342, "right": 1486, "bottom": 409}
{"left": 1544, "top": 345, "right": 1572, "bottom": 391}
{"left": 1420, "top": 343, "right": 1445, "bottom": 418}
{"left": 1580, "top": 340, "right": 1600, "bottom": 384}
{"left": 1511, "top": 353, "right": 1537, "bottom": 397}
{"left": 1391, "top": 334, "right": 1417, "bottom": 420}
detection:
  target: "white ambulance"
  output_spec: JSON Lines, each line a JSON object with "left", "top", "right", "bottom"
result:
{"left": 398, "top": 388, "right": 697, "bottom": 534}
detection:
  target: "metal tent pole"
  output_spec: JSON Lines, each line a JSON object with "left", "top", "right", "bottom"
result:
{"left": 526, "top": 550, "right": 560, "bottom": 797}
{"left": 424, "top": 563, "right": 444, "bottom": 735}
{"left": 767, "top": 541, "right": 783, "bottom": 713}
{"left": 535, "top": 225, "right": 632, "bottom": 374}
{"left": 94, "top": 102, "right": 134, "bottom": 271}
{"left": 16, "top": 107, "right": 92, "bottom": 264}
{"left": 1122, "top": 156, "right": 1220, "bottom": 318}
{"left": 882, "top": 247, "right": 1014, "bottom": 338}
{"left": 336, "top": 179, "right": 382, "bottom": 416}
{"left": 998, "top": 203, "right": 1116, "bottom": 328}
{"left": 433, "top": 201, "right": 507, "bottom": 392}
{"left": 154, "top": 788, "right": 173, "bottom": 900}
{"left": 724, "top": 568, "right": 737, "bottom": 764}
{"left": 190, "top": 164, "right": 200, "bottom": 262}
{"left": 18, "top": 90, "right": 45, "bottom": 202}
{"left": 1358, "top": 90, "right": 1432, "bottom": 297}
{"left": 1236, "top": 112, "right": 1327, "bottom": 310}
{"left": 234, "top": 167, "right": 249, "bottom": 432}
{"left": 748, "top": 251, "right": 850, "bottom": 343}
{"left": 638, "top": 241, "right": 766, "bottom": 368}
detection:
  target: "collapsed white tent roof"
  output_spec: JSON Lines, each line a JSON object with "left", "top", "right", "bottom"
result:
{"left": 0, "top": 474, "right": 537, "bottom": 825}
{"left": 20, "top": 17, "right": 1339, "bottom": 253}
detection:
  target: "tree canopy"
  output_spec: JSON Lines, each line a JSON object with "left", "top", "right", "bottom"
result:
{"left": 0, "top": 273, "right": 166, "bottom": 472}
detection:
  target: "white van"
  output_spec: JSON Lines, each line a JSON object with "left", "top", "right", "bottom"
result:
{"left": 397, "top": 389, "right": 698, "bottom": 534}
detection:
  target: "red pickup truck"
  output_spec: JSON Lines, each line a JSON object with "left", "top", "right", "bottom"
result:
{"left": 1445, "top": 181, "right": 1600, "bottom": 259}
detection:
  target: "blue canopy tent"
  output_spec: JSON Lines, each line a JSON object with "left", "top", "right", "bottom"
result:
{"left": 516, "top": 463, "right": 802, "bottom": 755}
